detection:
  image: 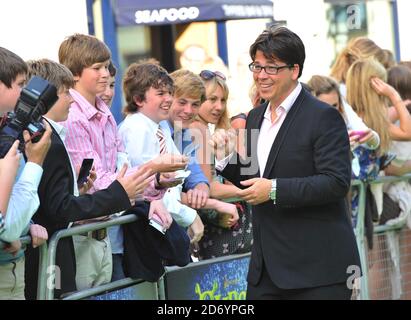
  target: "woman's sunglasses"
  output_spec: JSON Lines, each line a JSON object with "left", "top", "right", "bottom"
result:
{"left": 199, "top": 70, "right": 226, "bottom": 81}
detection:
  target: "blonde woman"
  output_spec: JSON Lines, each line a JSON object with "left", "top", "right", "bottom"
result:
{"left": 190, "top": 70, "right": 253, "bottom": 259}
{"left": 346, "top": 58, "right": 411, "bottom": 229}
{"left": 346, "top": 58, "right": 411, "bottom": 148}
{"left": 330, "top": 37, "right": 385, "bottom": 87}
{"left": 307, "top": 75, "right": 380, "bottom": 151}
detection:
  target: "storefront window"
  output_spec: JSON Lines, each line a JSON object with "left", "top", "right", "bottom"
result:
{"left": 117, "top": 25, "right": 151, "bottom": 72}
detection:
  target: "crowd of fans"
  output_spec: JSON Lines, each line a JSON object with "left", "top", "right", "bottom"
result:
{"left": 1, "top": 29, "right": 411, "bottom": 300}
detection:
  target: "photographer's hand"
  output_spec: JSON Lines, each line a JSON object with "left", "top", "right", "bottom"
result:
{"left": 24, "top": 120, "right": 52, "bottom": 166}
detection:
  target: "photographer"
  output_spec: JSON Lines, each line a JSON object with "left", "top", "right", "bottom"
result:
{"left": 0, "top": 47, "right": 51, "bottom": 242}
{"left": 0, "top": 47, "right": 51, "bottom": 299}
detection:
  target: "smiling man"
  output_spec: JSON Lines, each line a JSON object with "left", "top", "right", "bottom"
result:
{"left": 212, "top": 26, "right": 361, "bottom": 300}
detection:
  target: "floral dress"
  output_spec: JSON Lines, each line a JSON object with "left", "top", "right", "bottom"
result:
{"left": 197, "top": 165, "right": 253, "bottom": 260}
{"left": 350, "top": 146, "right": 381, "bottom": 227}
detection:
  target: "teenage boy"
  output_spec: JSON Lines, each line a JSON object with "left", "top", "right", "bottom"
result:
{"left": 160, "top": 69, "right": 240, "bottom": 249}
{"left": 58, "top": 34, "right": 185, "bottom": 284}
{"left": 0, "top": 47, "right": 51, "bottom": 299}
{"left": 160, "top": 69, "right": 210, "bottom": 209}
{"left": 119, "top": 63, "right": 238, "bottom": 253}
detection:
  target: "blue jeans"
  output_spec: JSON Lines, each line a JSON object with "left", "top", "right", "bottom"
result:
{"left": 111, "top": 254, "right": 125, "bottom": 282}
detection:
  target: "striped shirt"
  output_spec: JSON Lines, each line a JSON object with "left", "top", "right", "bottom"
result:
{"left": 60, "top": 89, "right": 123, "bottom": 192}
{"left": 60, "top": 89, "right": 162, "bottom": 198}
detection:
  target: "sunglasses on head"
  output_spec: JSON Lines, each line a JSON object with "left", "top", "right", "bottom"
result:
{"left": 199, "top": 70, "right": 226, "bottom": 81}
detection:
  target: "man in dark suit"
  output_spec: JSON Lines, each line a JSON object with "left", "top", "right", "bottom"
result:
{"left": 24, "top": 59, "right": 155, "bottom": 299}
{"left": 212, "top": 27, "right": 360, "bottom": 299}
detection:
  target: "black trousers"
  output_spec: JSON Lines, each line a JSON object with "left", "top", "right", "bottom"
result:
{"left": 247, "top": 262, "right": 352, "bottom": 300}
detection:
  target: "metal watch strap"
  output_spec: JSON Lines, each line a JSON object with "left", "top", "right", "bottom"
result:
{"left": 269, "top": 179, "right": 277, "bottom": 204}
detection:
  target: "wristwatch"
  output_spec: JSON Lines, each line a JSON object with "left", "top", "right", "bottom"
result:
{"left": 269, "top": 179, "right": 277, "bottom": 204}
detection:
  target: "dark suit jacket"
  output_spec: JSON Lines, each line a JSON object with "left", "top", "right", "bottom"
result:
{"left": 220, "top": 88, "right": 361, "bottom": 289}
{"left": 25, "top": 121, "right": 131, "bottom": 299}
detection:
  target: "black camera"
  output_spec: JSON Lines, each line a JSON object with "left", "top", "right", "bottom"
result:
{"left": 0, "top": 76, "right": 58, "bottom": 158}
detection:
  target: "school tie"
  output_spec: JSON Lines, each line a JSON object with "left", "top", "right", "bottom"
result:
{"left": 156, "top": 126, "right": 167, "bottom": 155}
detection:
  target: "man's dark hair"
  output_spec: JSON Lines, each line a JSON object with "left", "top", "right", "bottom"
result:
{"left": 249, "top": 26, "right": 305, "bottom": 78}
{"left": 0, "top": 47, "right": 27, "bottom": 88}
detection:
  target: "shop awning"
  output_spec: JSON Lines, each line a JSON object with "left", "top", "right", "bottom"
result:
{"left": 114, "top": 0, "right": 274, "bottom": 26}
{"left": 324, "top": 0, "right": 372, "bottom": 3}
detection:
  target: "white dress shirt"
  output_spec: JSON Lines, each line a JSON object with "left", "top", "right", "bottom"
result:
{"left": 46, "top": 117, "right": 79, "bottom": 196}
{"left": 257, "top": 83, "right": 302, "bottom": 176}
{"left": 216, "top": 83, "right": 302, "bottom": 178}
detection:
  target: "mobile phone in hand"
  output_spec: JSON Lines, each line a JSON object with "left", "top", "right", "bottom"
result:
{"left": 77, "top": 158, "right": 94, "bottom": 186}
{"left": 149, "top": 218, "right": 165, "bottom": 234}
{"left": 349, "top": 130, "right": 368, "bottom": 139}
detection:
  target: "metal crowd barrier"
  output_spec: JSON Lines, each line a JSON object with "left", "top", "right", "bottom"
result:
{"left": 350, "top": 179, "right": 368, "bottom": 299}
{"left": 36, "top": 214, "right": 154, "bottom": 300}
{"left": 34, "top": 197, "right": 252, "bottom": 300}
{"left": 355, "top": 174, "right": 411, "bottom": 300}
{"left": 30, "top": 174, "right": 411, "bottom": 300}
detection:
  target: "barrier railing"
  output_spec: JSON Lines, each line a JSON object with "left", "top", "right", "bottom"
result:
{"left": 36, "top": 196, "right": 251, "bottom": 300}
{"left": 32, "top": 174, "right": 411, "bottom": 300}
{"left": 356, "top": 174, "right": 411, "bottom": 300}
{"left": 350, "top": 179, "right": 369, "bottom": 300}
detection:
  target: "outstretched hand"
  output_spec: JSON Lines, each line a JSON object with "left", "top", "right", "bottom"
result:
{"left": 116, "top": 164, "right": 154, "bottom": 205}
